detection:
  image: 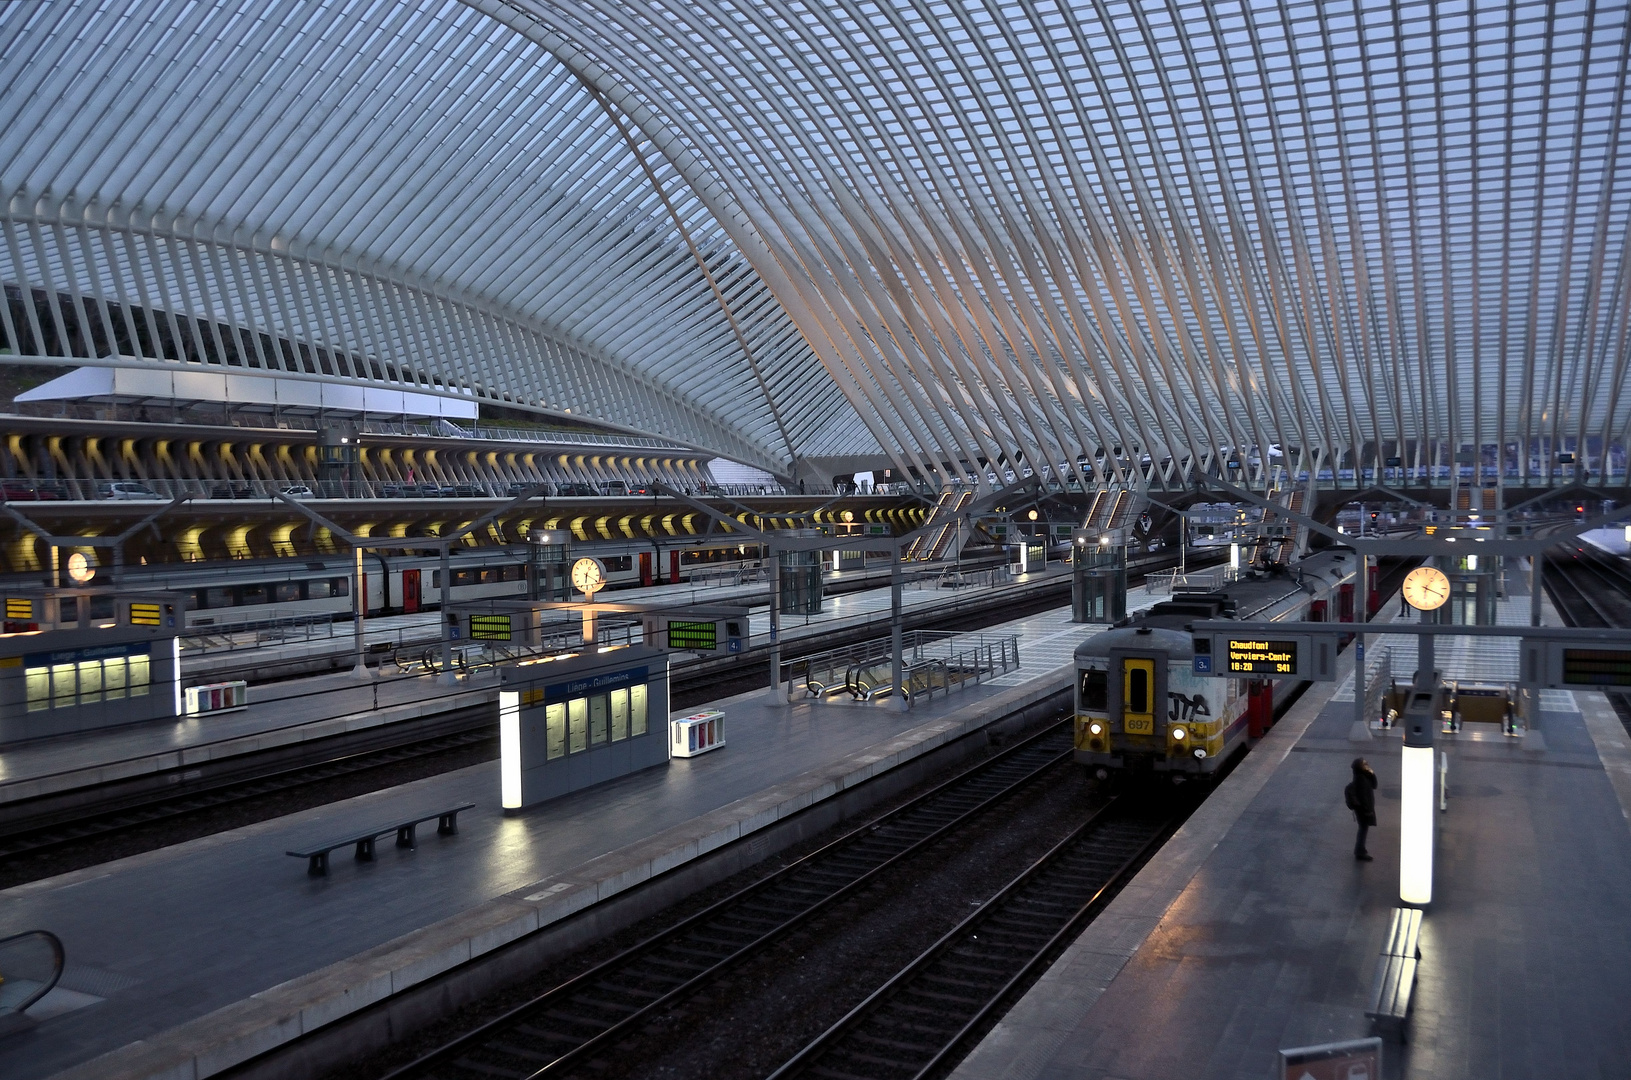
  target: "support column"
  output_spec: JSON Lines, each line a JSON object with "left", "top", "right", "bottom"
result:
{"left": 891, "top": 546, "right": 905, "bottom": 711}
{"left": 1530, "top": 552, "right": 1543, "bottom": 627}
{"left": 352, "top": 544, "right": 368, "bottom": 678}
{"left": 1350, "top": 553, "right": 1371, "bottom": 742}
{"left": 768, "top": 547, "right": 781, "bottom": 701}
{"left": 437, "top": 542, "right": 456, "bottom": 684}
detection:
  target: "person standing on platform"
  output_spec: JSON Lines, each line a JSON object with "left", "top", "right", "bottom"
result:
{"left": 1346, "top": 758, "right": 1378, "bottom": 861}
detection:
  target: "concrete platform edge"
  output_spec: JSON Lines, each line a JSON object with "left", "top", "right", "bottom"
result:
{"left": 947, "top": 650, "right": 1353, "bottom": 1080}
{"left": 46, "top": 666, "right": 1075, "bottom": 1080}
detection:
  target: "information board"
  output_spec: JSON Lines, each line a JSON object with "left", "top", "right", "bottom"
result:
{"left": 1226, "top": 638, "right": 1299, "bottom": 676}
{"left": 667, "top": 620, "right": 718, "bottom": 651}
{"left": 129, "top": 602, "right": 163, "bottom": 626}
{"left": 469, "top": 614, "right": 513, "bottom": 641}
{"left": 1560, "top": 647, "right": 1631, "bottom": 687}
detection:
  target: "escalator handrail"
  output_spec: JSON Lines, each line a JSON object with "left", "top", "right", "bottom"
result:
{"left": 0, "top": 929, "right": 65, "bottom": 1016}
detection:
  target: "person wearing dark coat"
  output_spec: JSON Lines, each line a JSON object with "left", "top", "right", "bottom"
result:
{"left": 1348, "top": 758, "right": 1378, "bottom": 861}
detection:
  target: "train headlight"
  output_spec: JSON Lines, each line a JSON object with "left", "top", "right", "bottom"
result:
{"left": 1193, "top": 747, "right": 1207, "bottom": 759}
{"left": 1088, "top": 721, "right": 1104, "bottom": 736}
{"left": 1171, "top": 726, "right": 1186, "bottom": 741}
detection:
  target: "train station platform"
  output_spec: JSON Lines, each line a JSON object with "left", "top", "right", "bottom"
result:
{"left": 951, "top": 581, "right": 1631, "bottom": 1080}
{"left": 0, "top": 588, "right": 1146, "bottom": 1080}
{"left": 0, "top": 564, "right": 1076, "bottom": 813}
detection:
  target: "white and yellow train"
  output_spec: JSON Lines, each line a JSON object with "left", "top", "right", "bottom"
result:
{"left": 1074, "top": 550, "right": 1359, "bottom": 781}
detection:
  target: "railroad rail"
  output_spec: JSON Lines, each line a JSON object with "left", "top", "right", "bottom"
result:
{"left": 1543, "top": 543, "right": 1631, "bottom": 738}
{"left": 379, "top": 721, "right": 1076, "bottom": 1080}
{"left": 767, "top": 796, "right": 1176, "bottom": 1080}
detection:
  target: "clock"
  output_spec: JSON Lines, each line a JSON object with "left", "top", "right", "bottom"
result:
{"left": 571, "top": 557, "right": 606, "bottom": 597}
{"left": 1401, "top": 566, "right": 1450, "bottom": 611}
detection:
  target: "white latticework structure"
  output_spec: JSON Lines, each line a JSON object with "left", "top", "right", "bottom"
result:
{"left": 2, "top": 0, "right": 1629, "bottom": 490}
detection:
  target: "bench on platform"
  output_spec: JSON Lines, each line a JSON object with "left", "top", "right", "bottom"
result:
{"left": 1365, "top": 906, "right": 1422, "bottom": 1040}
{"left": 287, "top": 803, "right": 475, "bottom": 876}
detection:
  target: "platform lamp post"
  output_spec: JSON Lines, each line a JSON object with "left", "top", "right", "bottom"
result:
{"left": 1398, "top": 565, "right": 1450, "bottom": 906}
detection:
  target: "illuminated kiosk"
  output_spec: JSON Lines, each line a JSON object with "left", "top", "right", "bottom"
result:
{"left": 498, "top": 644, "right": 671, "bottom": 811}
{"left": 0, "top": 588, "right": 184, "bottom": 745}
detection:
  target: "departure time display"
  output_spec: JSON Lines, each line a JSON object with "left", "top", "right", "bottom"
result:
{"left": 1226, "top": 638, "right": 1298, "bottom": 676}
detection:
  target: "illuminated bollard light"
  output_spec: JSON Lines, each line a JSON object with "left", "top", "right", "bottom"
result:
{"left": 1399, "top": 743, "right": 1435, "bottom": 905}
{"left": 500, "top": 690, "right": 522, "bottom": 810}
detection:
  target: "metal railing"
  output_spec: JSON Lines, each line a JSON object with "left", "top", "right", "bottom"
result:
{"left": 782, "top": 629, "right": 1019, "bottom": 707}
{"left": 1143, "top": 566, "right": 1241, "bottom": 595}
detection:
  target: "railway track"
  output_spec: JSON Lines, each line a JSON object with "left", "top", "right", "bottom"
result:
{"left": 767, "top": 796, "right": 1174, "bottom": 1080}
{"left": 379, "top": 721, "right": 1077, "bottom": 1080}
{"left": 0, "top": 712, "right": 495, "bottom": 866}
{"left": 1542, "top": 543, "right": 1631, "bottom": 737}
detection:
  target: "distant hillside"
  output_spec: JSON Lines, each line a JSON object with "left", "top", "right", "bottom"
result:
{"left": 0, "top": 360, "right": 61, "bottom": 408}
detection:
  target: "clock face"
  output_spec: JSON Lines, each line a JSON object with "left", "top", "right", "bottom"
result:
{"left": 571, "top": 557, "right": 605, "bottom": 595}
{"left": 1401, "top": 566, "right": 1450, "bottom": 611}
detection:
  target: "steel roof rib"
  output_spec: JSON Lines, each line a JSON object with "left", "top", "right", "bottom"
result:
{"left": 0, "top": 0, "right": 1626, "bottom": 487}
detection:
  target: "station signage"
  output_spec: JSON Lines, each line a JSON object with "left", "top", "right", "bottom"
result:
{"left": 1225, "top": 637, "right": 1299, "bottom": 676}
{"left": 469, "top": 614, "right": 514, "bottom": 641}
{"left": 1522, "top": 639, "right": 1631, "bottom": 689}
{"left": 667, "top": 620, "right": 718, "bottom": 651}
{"left": 1194, "top": 631, "right": 1335, "bottom": 681}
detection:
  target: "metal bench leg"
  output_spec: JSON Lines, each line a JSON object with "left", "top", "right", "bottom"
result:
{"left": 355, "top": 837, "right": 375, "bottom": 861}
{"left": 308, "top": 852, "right": 328, "bottom": 877}
{"left": 396, "top": 824, "right": 416, "bottom": 848}
{"left": 438, "top": 813, "right": 458, "bottom": 836}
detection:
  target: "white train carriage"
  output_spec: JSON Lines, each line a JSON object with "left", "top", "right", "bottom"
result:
{"left": 1074, "top": 551, "right": 1357, "bottom": 780}
{"left": 166, "top": 539, "right": 772, "bottom": 627}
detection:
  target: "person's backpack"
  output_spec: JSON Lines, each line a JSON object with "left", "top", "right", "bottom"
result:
{"left": 1344, "top": 781, "right": 1359, "bottom": 811}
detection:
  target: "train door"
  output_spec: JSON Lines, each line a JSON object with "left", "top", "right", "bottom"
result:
{"left": 1121, "top": 657, "right": 1156, "bottom": 735}
{"left": 1338, "top": 583, "right": 1355, "bottom": 622}
{"left": 1247, "top": 680, "right": 1274, "bottom": 737}
{"left": 403, "top": 569, "right": 422, "bottom": 614}
{"left": 1310, "top": 599, "right": 1327, "bottom": 622}
{"left": 640, "top": 552, "right": 653, "bottom": 587}
{"left": 669, "top": 551, "right": 680, "bottom": 584}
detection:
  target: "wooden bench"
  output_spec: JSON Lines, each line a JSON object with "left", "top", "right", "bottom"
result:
{"left": 1365, "top": 906, "right": 1422, "bottom": 1040}
{"left": 287, "top": 803, "right": 475, "bottom": 876}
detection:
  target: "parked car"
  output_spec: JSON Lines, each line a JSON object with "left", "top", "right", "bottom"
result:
{"left": 556, "top": 482, "right": 599, "bottom": 497}
{"left": 627, "top": 484, "right": 658, "bottom": 496}
{"left": 506, "top": 481, "right": 553, "bottom": 497}
{"left": 599, "top": 480, "right": 631, "bottom": 497}
{"left": 209, "top": 483, "right": 255, "bottom": 499}
{"left": 280, "top": 485, "right": 315, "bottom": 499}
{"left": 99, "top": 481, "right": 163, "bottom": 500}
{"left": 0, "top": 480, "right": 66, "bottom": 501}
{"left": 379, "top": 483, "right": 425, "bottom": 498}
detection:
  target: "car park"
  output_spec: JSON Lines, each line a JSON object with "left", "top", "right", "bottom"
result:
{"left": 98, "top": 481, "right": 164, "bottom": 500}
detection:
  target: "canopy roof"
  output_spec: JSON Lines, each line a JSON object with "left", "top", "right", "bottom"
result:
{"left": 2, "top": 0, "right": 1628, "bottom": 488}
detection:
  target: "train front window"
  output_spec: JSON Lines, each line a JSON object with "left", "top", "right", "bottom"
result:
{"left": 1128, "top": 668, "right": 1148, "bottom": 714}
{"left": 1080, "top": 670, "right": 1107, "bottom": 711}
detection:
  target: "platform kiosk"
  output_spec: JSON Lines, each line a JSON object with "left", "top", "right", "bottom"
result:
{"left": 1070, "top": 530, "right": 1127, "bottom": 624}
{"left": 498, "top": 644, "right": 671, "bottom": 810}
{"left": 0, "top": 588, "right": 183, "bottom": 745}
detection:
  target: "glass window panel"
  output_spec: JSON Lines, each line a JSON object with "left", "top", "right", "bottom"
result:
{"left": 105, "top": 657, "right": 126, "bottom": 699}
{"left": 78, "top": 660, "right": 103, "bottom": 704}
{"left": 590, "top": 694, "right": 609, "bottom": 745}
{"left": 274, "top": 582, "right": 301, "bottom": 602}
{"left": 205, "top": 587, "right": 235, "bottom": 608}
{"left": 58, "top": 596, "right": 79, "bottom": 623}
{"left": 546, "top": 702, "right": 566, "bottom": 761}
{"left": 25, "top": 666, "right": 48, "bottom": 711}
{"left": 51, "top": 663, "right": 76, "bottom": 708}
{"left": 89, "top": 595, "right": 115, "bottom": 620}
{"left": 630, "top": 683, "right": 647, "bottom": 737}
{"left": 611, "top": 687, "right": 629, "bottom": 742}
{"left": 307, "top": 579, "right": 332, "bottom": 599}
{"left": 568, "top": 697, "right": 588, "bottom": 753}
{"left": 129, "top": 653, "right": 150, "bottom": 696}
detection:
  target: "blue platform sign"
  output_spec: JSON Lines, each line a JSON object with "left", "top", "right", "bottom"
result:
{"left": 1193, "top": 654, "right": 1212, "bottom": 674}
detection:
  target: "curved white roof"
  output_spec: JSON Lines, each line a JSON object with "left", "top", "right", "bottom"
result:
{"left": 2, "top": 0, "right": 1628, "bottom": 488}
